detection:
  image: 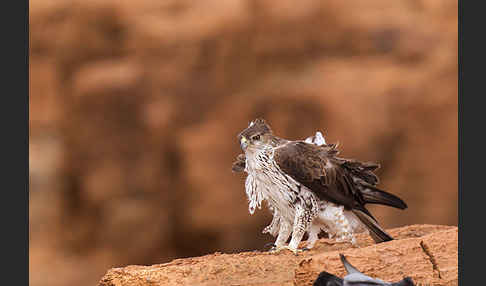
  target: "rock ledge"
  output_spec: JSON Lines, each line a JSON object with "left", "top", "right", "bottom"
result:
{"left": 98, "top": 224, "right": 457, "bottom": 286}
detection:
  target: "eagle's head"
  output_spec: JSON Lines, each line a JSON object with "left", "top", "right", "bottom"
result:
{"left": 237, "top": 118, "right": 273, "bottom": 152}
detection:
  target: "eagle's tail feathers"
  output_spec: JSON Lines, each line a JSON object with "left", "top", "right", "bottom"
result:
{"left": 361, "top": 186, "right": 408, "bottom": 210}
{"left": 352, "top": 209, "right": 393, "bottom": 243}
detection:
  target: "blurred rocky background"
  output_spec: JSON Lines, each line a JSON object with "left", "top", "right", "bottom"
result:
{"left": 29, "top": 0, "right": 457, "bottom": 285}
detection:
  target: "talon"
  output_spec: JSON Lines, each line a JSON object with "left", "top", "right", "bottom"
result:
{"left": 269, "top": 246, "right": 279, "bottom": 253}
{"left": 269, "top": 245, "right": 304, "bottom": 255}
{"left": 263, "top": 243, "right": 276, "bottom": 251}
{"left": 289, "top": 247, "right": 304, "bottom": 256}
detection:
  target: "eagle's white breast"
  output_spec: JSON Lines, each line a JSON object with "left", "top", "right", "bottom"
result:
{"left": 244, "top": 147, "right": 315, "bottom": 224}
{"left": 245, "top": 150, "right": 290, "bottom": 213}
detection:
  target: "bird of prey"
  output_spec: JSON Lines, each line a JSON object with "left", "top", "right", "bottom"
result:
{"left": 313, "top": 254, "right": 415, "bottom": 286}
{"left": 233, "top": 130, "right": 332, "bottom": 241}
{"left": 234, "top": 119, "right": 407, "bottom": 253}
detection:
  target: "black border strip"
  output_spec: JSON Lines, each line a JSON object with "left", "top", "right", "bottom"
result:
{"left": 1, "top": 0, "right": 29, "bottom": 285}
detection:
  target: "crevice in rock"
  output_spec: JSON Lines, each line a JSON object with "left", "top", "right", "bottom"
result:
{"left": 420, "top": 240, "right": 442, "bottom": 279}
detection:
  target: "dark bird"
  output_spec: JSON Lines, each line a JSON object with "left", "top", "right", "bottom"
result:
{"left": 313, "top": 254, "right": 416, "bottom": 286}
{"left": 235, "top": 119, "right": 407, "bottom": 253}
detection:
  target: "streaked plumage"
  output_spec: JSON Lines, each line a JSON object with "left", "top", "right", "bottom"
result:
{"left": 234, "top": 119, "right": 407, "bottom": 253}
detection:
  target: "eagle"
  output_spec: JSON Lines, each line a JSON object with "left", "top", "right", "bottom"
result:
{"left": 233, "top": 119, "right": 407, "bottom": 254}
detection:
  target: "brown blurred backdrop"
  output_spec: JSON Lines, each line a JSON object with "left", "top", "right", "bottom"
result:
{"left": 29, "top": 0, "right": 457, "bottom": 285}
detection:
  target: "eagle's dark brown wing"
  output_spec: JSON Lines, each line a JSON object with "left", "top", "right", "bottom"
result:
{"left": 273, "top": 141, "right": 394, "bottom": 242}
{"left": 335, "top": 157, "right": 407, "bottom": 210}
{"left": 273, "top": 141, "right": 368, "bottom": 212}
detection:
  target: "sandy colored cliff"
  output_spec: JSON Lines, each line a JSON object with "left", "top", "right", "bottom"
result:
{"left": 98, "top": 224, "right": 458, "bottom": 286}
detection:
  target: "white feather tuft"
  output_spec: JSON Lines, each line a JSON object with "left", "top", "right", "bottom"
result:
{"left": 313, "top": 131, "right": 326, "bottom": 145}
{"left": 304, "top": 131, "right": 327, "bottom": 146}
{"left": 245, "top": 173, "right": 264, "bottom": 215}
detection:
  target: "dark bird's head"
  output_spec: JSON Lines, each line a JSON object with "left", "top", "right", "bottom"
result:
{"left": 237, "top": 118, "right": 274, "bottom": 152}
{"left": 393, "top": 277, "right": 415, "bottom": 286}
{"left": 313, "top": 271, "right": 343, "bottom": 286}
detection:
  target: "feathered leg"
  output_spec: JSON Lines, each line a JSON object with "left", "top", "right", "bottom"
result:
{"left": 273, "top": 205, "right": 316, "bottom": 255}
{"left": 273, "top": 220, "right": 291, "bottom": 248}
{"left": 305, "top": 224, "right": 321, "bottom": 249}
{"left": 262, "top": 207, "right": 281, "bottom": 237}
{"left": 287, "top": 206, "right": 311, "bottom": 252}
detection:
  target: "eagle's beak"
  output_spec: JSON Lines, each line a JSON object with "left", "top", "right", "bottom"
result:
{"left": 240, "top": 136, "right": 248, "bottom": 150}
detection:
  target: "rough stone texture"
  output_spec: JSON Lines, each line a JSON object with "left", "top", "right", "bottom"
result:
{"left": 30, "top": 0, "right": 457, "bottom": 286}
{"left": 98, "top": 225, "right": 457, "bottom": 286}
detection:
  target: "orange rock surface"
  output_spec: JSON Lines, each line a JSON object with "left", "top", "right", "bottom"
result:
{"left": 98, "top": 225, "right": 458, "bottom": 286}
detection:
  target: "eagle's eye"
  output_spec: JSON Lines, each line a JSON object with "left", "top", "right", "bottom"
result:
{"left": 252, "top": 135, "right": 261, "bottom": 141}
